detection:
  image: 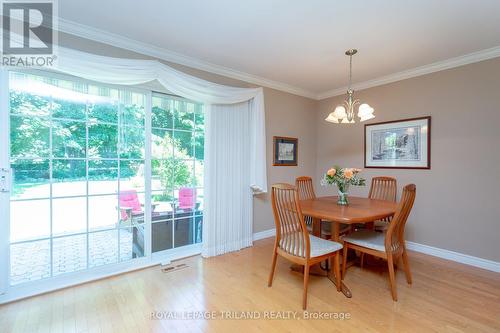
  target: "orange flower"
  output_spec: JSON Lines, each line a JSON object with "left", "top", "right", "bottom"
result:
{"left": 327, "top": 168, "right": 336, "bottom": 177}
{"left": 353, "top": 168, "right": 362, "bottom": 173}
{"left": 343, "top": 168, "right": 353, "bottom": 179}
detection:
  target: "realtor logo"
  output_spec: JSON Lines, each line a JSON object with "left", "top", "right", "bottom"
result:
{"left": 1, "top": 0, "right": 57, "bottom": 66}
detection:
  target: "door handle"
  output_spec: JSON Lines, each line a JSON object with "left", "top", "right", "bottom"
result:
{"left": 0, "top": 168, "right": 11, "bottom": 193}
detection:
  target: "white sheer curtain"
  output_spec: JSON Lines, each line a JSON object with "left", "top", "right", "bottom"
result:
{"left": 203, "top": 102, "right": 254, "bottom": 256}
{"left": 24, "top": 45, "right": 268, "bottom": 257}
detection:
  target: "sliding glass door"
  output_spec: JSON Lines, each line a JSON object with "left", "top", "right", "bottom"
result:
{"left": 1, "top": 70, "right": 204, "bottom": 290}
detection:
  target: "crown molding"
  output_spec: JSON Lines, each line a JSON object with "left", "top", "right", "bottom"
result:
{"left": 317, "top": 45, "right": 500, "bottom": 100}
{"left": 57, "top": 18, "right": 318, "bottom": 99}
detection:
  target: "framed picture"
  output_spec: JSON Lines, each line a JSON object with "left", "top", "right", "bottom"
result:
{"left": 273, "top": 136, "right": 298, "bottom": 166}
{"left": 365, "top": 116, "right": 431, "bottom": 169}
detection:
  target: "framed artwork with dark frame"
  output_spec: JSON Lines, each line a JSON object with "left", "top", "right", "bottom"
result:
{"left": 273, "top": 136, "right": 298, "bottom": 166}
{"left": 364, "top": 116, "right": 431, "bottom": 169}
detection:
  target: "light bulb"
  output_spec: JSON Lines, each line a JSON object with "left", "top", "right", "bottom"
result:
{"left": 358, "top": 103, "right": 374, "bottom": 117}
{"left": 333, "top": 105, "right": 347, "bottom": 119}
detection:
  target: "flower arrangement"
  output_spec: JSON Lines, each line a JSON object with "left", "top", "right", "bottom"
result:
{"left": 322, "top": 166, "right": 366, "bottom": 205}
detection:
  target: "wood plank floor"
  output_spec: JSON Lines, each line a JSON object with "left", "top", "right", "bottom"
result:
{"left": 1, "top": 237, "right": 499, "bottom": 333}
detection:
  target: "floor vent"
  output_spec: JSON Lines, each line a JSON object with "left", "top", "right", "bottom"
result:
{"left": 161, "top": 263, "right": 189, "bottom": 273}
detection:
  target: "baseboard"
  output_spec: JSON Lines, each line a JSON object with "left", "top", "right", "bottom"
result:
{"left": 252, "top": 228, "right": 500, "bottom": 273}
{"left": 253, "top": 228, "right": 276, "bottom": 241}
{"left": 406, "top": 241, "right": 500, "bottom": 273}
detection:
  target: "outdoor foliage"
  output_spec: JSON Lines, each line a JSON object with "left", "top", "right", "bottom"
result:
{"left": 10, "top": 89, "right": 204, "bottom": 199}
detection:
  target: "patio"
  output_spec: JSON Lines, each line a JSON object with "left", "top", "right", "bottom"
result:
{"left": 10, "top": 229, "right": 134, "bottom": 285}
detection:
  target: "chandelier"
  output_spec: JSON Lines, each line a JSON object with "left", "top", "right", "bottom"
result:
{"left": 325, "top": 49, "right": 375, "bottom": 124}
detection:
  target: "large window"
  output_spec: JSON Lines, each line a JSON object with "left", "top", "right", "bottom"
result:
{"left": 8, "top": 71, "right": 204, "bottom": 286}
{"left": 150, "top": 94, "right": 204, "bottom": 253}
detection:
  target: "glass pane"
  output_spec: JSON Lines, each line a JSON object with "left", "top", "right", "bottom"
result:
{"left": 10, "top": 240, "right": 50, "bottom": 286}
{"left": 9, "top": 90, "right": 51, "bottom": 117}
{"left": 52, "top": 234, "right": 87, "bottom": 276}
{"left": 152, "top": 220, "right": 173, "bottom": 253}
{"left": 120, "top": 160, "right": 145, "bottom": 193}
{"left": 151, "top": 159, "right": 174, "bottom": 192}
{"left": 52, "top": 197, "right": 87, "bottom": 236}
{"left": 11, "top": 159, "right": 50, "bottom": 200}
{"left": 194, "top": 104, "right": 204, "bottom": 131}
{"left": 89, "top": 195, "right": 118, "bottom": 231}
{"left": 88, "top": 102, "right": 118, "bottom": 124}
{"left": 195, "top": 188, "right": 204, "bottom": 213}
{"left": 152, "top": 191, "right": 174, "bottom": 220}
{"left": 152, "top": 129, "right": 173, "bottom": 159}
{"left": 194, "top": 132, "right": 204, "bottom": 160}
{"left": 120, "top": 126, "right": 145, "bottom": 159}
{"left": 194, "top": 160, "right": 204, "bottom": 188}
{"left": 88, "top": 160, "right": 118, "bottom": 195}
{"left": 52, "top": 119, "right": 86, "bottom": 158}
{"left": 152, "top": 96, "right": 173, "bottom": 129}
{"left": 52, "top": 159, "right": 87, "bottom": 197}
{"left": 174, "top": 217, "right": 194, "bottom": 248}
{"left": 174, "top": 160, "right": 195, "bottom": 189}
{"left": 174, "top": 131, "right": 194, "bottom": 158}
{"left": 118, "top": 191, "right": 145, "bottom": 227}
{"left": 10, "top": 115, "right": 50, "bottom": 159}
{"left": 52, "top": 98, "right": 86, "bottom": 120}
{"left": 88, "top": 123, "right": 118, "bottom": 158}
{"left": 174, "top": 187, "right": 197, "bottom": 216}
{"left": 194, "top": 215, "right": 203, "bottom": 244}
{"left": 120, "top": 101, "right": 145, "bottom": 128}
{"left": 10, "top": 199, "right": 50, "bottom": 242}
{"left": 120, "top": 227, "right": 144, "bottom": 261}
{"left": 174, "top": 100, "right": 194, "bottom": 130}
{"left": 89, "top": 230, "right": 118, "bottom": 268}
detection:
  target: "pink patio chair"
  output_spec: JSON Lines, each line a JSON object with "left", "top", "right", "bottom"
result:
{"left": 119, "top": 190, "right": 144, "bottom": 223}
{"left": 178, "top": 188, "right": 196, "bottom": 210}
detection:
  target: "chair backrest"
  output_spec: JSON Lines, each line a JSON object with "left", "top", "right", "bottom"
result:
{"left": 369, "top": 176, "right": 397, "bottom": 202}
{"left": 178, "top": 188, "right": 196, "bottom": 210}
{"left": 295, "top": 176, "right": 316, "bottom": 200}
{"left": 385, "top": 184, "right": 416, "bottom": 254}
{"left": 119, "top": 190, "right": 142, "bottom": 220}
{"left": 271, "top": 183, "right": 311, "bottom": 258}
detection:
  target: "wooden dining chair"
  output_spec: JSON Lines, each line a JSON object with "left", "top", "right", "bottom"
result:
{"left": 368, "top": 176, "right": 398, "bottom": 231}
{"left": 295, "top": 176, "right": 350, "bottom": 239}
{"left": 268, "top": 183, "right": 343, "bottom": 309}
{"left": 342, "top": 184, "right": 416, "bottom": 301}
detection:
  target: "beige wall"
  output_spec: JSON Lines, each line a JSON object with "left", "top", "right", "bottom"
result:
{"left": 316, "top": 57, "right": 500, "bottom": 261}
{"left": 58, "top": 33, "right": 318, "bottom": 234}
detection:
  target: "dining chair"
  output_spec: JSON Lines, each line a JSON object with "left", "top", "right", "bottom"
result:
{"left": 295, "top": 176, "right": 350, "bottom": 239}
{"left": 342, "top": 184, "right": 416, "bottom": 301}
{"left": 367, "top": 176, "right": 398, "bottom": 231}
{"left": 268, "top": 183, "right": 343, "bottom": 309}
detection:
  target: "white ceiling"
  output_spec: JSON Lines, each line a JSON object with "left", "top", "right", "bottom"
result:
{"left": 59, "top": 0, "right": 500, "bottom": 99}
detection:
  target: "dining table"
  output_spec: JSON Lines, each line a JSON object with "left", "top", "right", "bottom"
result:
{"left": 299, "top": 195, "right": 398, "bottom": 298}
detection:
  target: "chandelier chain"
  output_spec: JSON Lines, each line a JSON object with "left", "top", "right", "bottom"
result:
{"left": 348, "top": 54, "right": 353, "bottom": 90}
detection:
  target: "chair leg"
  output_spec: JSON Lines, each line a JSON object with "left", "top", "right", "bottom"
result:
{"left": 387, "top": 254, "right": 398, "bottom": 301}
{"left": 401, "top": 248, "right": 412, "bottom": 285}
{"left": 360, "top": 252, "right": 365, "bottom": 269}
{"left": 342, "top": 244, "right": 349, "bottom": 279}
{"left": 303, "top": 264, "right": 310, "bottom": 310}
{"left": 333, "top": 252, "right": 341, "bottom": 292}
{"left": 268, "top": 250, "right": 278, "bottom": 287}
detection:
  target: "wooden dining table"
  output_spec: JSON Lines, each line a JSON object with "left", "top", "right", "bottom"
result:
{"left": 299, "top": 195, "right": 398, "bottom": 298}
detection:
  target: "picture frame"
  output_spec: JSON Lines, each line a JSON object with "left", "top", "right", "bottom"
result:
{"left": 273, "top": 136, "right": 298, "bottom": 166}
{"left": 364, "top": 116, "right": 431, "bottom": 169}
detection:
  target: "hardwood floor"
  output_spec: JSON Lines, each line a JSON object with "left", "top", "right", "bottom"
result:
{"left": 1, "top": 237, "right": 499, "bottom": 333}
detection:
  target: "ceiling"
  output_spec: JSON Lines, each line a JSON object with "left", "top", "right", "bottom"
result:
{"left": 59, "top": 0, "right": 500, "bottom": 99}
